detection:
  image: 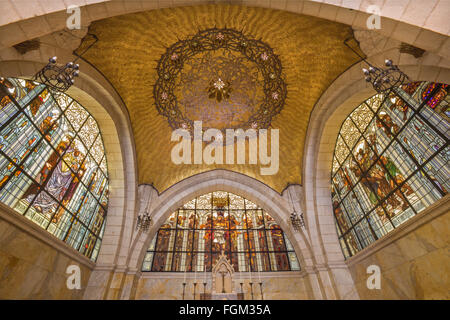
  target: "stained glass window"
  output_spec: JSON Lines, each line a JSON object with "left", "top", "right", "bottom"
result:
{"left": 331, "top": 81, "right": 449, "bottom": 258}
{"left": 142, "top": 191, "right": 300, "bottom": 272}
{"left": 0, "top": 77, "right": 109, "bottom": 261}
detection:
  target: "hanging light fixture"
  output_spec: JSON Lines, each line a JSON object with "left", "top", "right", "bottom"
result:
{"left": 136, "top": 185, "right": 154, "bottom": 232}
{"left": 362, "top": 59, "right": 410, "bottom": 93}
{"left": 344, "top": 37, "right": 410, "bottom": 93}
{"left": 33, "top": 33, "right": 98, "bottom": 93}
{"left": 136, "top": 210, "right": 152, "bottom": 232}
{"left": 287, "top": 187, "right": 305, "bottom": 232}
{"left": 290, "top": 211, "right": 305, "bottom": 232}
{"left": 34, "top": 56, "right": 80, "bottom": 92}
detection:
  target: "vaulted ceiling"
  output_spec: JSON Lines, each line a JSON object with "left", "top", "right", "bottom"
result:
{"left": 79, "top": 4, "right": 361, "bottom": 193}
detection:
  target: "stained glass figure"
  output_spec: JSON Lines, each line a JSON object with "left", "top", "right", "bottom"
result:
{"left": 0, "top": 77, "right": 109, "bottom": 261}
{"left": 142, "top": 191, "right": 300, "bottom": 272}
{"left": 332, "top": 82, "right": 449, "bottom": 258}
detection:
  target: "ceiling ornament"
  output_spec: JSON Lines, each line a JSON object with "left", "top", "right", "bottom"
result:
{"left": 78, "top": 5, "right": 362, "bottom": 192}
{"left": 154, "top": 28, "right": 287, "bottom": 134}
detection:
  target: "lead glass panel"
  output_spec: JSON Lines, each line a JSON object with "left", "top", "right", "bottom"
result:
{"left": 331, "top": 82, "right": 449, "bottom": 258}
{"left": 0, "top": 78, "right": 109, "bottom": 261}
{"left": 142, "top": 191, "right": 300, "bottom": 272}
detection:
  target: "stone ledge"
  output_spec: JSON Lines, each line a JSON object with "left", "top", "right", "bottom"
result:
{"left": 0, "top": 202, "right": 96, "bottom": 269}
{"left": 346, "top": 195, "right": 450, "bottom": 267}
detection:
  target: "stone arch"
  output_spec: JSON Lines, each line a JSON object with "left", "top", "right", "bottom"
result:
{"left": 128, "top": 170, "right": 313, "bottom": 274}
{"left": 1, "top": 1, "right": 448, "bottom": 62}
{"left": 117, "top": 169, "right": 333, "bottom": 299}
{"left": 1, "top": 2, "right": 448, "bottom": 284}
{"left": 2, "top": 0, "right": 448, "bottom": 300}
{"left": 302, "top": 49, "right": 450, "bottom": 283}
{"left": 0, "top": 58, "right": 139, "bottom": 272}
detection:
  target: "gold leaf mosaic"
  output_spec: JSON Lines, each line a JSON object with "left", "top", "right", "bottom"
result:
{"left": 78, "top": 5, "right": 361, "bottom": 192}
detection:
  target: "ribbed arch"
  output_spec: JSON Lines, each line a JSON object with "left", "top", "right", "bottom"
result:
{"left": 142, "top": 190, "right": 301, "bottom": 272}
{"left": 331, "top": 81, "right": 449, "bottom": 258}
{"left": 0, "top": 77, "right": 109, "bottom": 260}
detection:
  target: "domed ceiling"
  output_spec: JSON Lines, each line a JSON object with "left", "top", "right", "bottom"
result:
{"left": 78, "top": 4, "right": 362, "bottom": 193}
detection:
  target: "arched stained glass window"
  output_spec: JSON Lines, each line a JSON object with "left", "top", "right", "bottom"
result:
{"left": 331, "top": 81, "right": 449, "bottom": 258}
{"left": 142, "top": 191, "right": 300, "bottom": 272}
{"left": 0, "top": 77, "right": 109, "bottom": 261}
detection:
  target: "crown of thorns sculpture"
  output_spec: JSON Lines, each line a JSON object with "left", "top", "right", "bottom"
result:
{"left": 154, "top": 28, "right": 287, "bottom": 133}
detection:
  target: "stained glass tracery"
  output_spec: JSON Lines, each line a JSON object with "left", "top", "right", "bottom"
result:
{"left": 0, "top": 77, "right": 109, "bottom": 261}
{"left": 332, "top": 81, "right": 449, "bottom": 258}
{"left": 142, "top": 191, "right": 300, "bottom": 272}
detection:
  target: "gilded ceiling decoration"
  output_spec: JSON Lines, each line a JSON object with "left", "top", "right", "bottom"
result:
{"left": 78, "top": 5, "right": 362, "bottom": 193}
{"left": 154, "top": 27, "right": 286, "bottom": 133}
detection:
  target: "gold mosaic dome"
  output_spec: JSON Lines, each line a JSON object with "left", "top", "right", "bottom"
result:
{"left": 78, "top": 4, "right": 361, "bottom": 192}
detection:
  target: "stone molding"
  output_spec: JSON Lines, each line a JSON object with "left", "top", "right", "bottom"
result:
{"left": 0, "top": 202, "right": 95, "bottom": 269}
{"left": 1, "top": 1, "right": 448, "bottom": 59}
{"left": 0, "top": 59, "right": 140, "bottom": 299}
{"left": 129, "top": 170, "right": 309, "bottom": 270}
{"left": 1, "top": 0, "right": 449, "bottom": 300}
{"left": 346, "top": 195, "right": 450, "bottom": 267}
{"left": 301, "top": 44, "right": 450, "bottom": 300}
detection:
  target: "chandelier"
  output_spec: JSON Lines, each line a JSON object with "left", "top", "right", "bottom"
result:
{"left": 290, "top": 211, "right": 305, "bottom": 231}
{"left": 33, "top": 33, "right": 98, "bottom": 93}
{"left": 154, "top": 28, "right": 287, "bottom": 133}
{"left": 362, "top": 59, "right": 410, "bottom": 93}
{"left": 344, "top": 37, "right": 410, "bottom": 93}
{"left": 34, "top": 56, "right": 80, "bottom": 92}
{"left": 136, "top": 211, "right": 152, "bottom": 232}
{"left": 287, "top": 187, "right": 305, "bottom": 231}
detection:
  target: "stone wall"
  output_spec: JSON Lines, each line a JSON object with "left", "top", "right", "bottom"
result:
{"left": 0, "top": 204, "right": 94, "bottom": 299}
{"left": 134, "top": 273, "right": 312, "bottom": 300}
{"left": 346, "top": 197, "right": 449, "bottom": 300}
